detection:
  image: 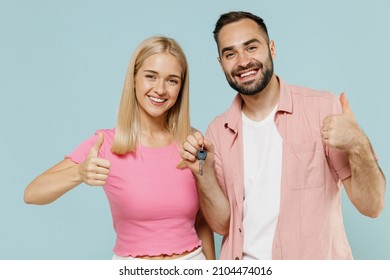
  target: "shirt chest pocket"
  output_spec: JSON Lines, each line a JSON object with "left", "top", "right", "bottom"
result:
{"left": 285, "top": 141, "right": 326, "bottom": 189}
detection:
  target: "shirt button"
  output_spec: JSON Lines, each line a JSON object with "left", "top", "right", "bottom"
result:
{"left": 235, "top": 257, "right": 240, "bottom": 260}
{"left": 238, "top": 228, "right": 242, "bottom": 233}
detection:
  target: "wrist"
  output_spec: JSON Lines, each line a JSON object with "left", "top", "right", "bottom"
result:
{"left": 346, "top": 134, "right": 374, "bottom": 160}
{"left": 73, "top": 164, "right": 84, "bottom": 184}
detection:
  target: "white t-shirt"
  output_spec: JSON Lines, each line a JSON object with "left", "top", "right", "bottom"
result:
{"left": 242, "top": 106, "right": 282, "bottom": 260}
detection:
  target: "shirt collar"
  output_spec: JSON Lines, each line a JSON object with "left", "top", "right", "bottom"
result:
{"left": 276, "top": 77, "right": 293, "bottom": 114}
{"left": 224, "top": 76, "right": 293, "bottom": 132}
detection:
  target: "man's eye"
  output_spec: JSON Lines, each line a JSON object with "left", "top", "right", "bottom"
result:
{"left": 247, "top": 46, "right": 257, "bottom": 51}
{"left": 225, "top": 53, "right": 235, "bottom": 59}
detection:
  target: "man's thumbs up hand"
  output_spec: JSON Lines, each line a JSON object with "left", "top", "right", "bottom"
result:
{"left": 79, "top": 132, "right": 111, "bottom": 186}
{"left": 321, "top": 93, "right": 363, "bottom": 152}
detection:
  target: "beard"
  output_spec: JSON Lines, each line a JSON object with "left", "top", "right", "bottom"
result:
{"left": 225, "top": 55, "right": 274, "bottom": 96}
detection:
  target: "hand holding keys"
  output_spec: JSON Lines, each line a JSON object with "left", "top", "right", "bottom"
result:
{"left": 196, "top": 145, "right": 207, "bottom": 176}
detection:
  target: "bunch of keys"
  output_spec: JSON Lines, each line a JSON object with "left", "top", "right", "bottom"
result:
{"left": 196, "top": 145, "right": 207, "bottom": 176}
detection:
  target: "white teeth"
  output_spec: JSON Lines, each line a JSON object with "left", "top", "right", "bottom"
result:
{"left": 240, "top": 70, "right": 257, "bottom": 78}
{"left": 149, "top": 96, "right": 166, "bottom": 103}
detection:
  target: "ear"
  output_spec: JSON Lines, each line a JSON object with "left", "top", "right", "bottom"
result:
{"left": 217, "top": 56, "right": 224, "bottom": 71}
{"left": 269, "top": 40, "right": 276, "bottom": 59}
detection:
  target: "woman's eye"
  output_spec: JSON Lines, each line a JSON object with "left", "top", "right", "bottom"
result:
{"left": 145, "top": 74, "right": 156, "bottom": 80}
{"left": 168, "top": 79, "right": 179, "bottom": 85}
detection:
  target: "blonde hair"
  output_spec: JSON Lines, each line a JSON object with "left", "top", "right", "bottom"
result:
{"left": 111, "top": 36, "right": 191, "bottom": 155}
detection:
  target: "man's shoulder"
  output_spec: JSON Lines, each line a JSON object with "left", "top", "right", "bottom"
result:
{"left": 207, "top": 111, "right": 228, "bottom": 134}
{"left": 208, "top": 94, "right": 241, "bottom": 129}
{"left": 211, "top": 109, "right": 230, "bottom": 122}
{"left": 288, "top": 83, "right": 336, "bottom": 100}
{"left": 284, "top": 82, "right": 342, "bottom": 116}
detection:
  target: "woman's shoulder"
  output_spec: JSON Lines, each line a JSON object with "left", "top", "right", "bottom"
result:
{"left": 96, "top": 128, "right": 115, "bottom": 136}
{"left": 94, "top": 128, "right": 116, "bottom": 144}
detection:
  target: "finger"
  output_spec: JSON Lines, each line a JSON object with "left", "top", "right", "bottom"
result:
{"left": 321, "top": 123, "right": 330, "bottom": 132}
{"left": 203, "top": 138, "right": 215, "bottom": 154}
{"left": 193, "top": 131, "right": 205, "bottom": 146}
{"left": 181, "top": 149, "right": 197, "bottom": 162}
{"left": 186, "top": 134, "right": 201, "bottom": 149}
{"left": 182, "top": 141, "right": 198, "bottom": 157}
{"left": 177, "top": 159, "right": 186, "bottom": 169}
{"left": 92, "top": 158, "right": 111, "bottom": 169}
{"left": 88, "top": 132, "right": 104, "bottom": 157}
{"left": 95, "top": 166, "right": 110, "bottom": 176}
{"left": 323, "top": 136, "right": 337, "bottom": 149}
{"left": 320, "top": 130, "right": 328, "bottom": 141}
{"left": 340, "top": 92, "right": 354, "bottom": 117}
{"left": 83, "top": 159, "right": 110, "bottom": 176}
{"left": 322, "top": 115, "right": 332, "bottom": 125}
{"left": 86, "top": 179, "right": 106, "bottom": 186}
{"left": 91, "top": 173, "right": 109, "bottom": 181}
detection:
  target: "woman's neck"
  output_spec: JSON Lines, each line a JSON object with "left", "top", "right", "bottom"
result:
{"left": 139, "top": 116, "right": 172, "bottom": 148}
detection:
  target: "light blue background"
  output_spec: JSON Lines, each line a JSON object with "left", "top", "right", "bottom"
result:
{"left": 1, "top": 0, "right": 388, "bottom": 259}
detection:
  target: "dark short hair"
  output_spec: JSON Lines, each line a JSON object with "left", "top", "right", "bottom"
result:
{"left": 213, "top": 11, "right": 269, "bottom": 44}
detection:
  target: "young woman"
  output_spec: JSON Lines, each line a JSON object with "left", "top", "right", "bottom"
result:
{"left": 24, "top": 36, "right": 215, "bottom": 260}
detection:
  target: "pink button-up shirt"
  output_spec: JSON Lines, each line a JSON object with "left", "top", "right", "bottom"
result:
{"left": 206, "top": 78, "right": 352, "bottom": 259}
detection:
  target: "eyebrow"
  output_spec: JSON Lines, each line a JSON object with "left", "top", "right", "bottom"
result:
{"left": 143, "top": 70, "right": 181, "bottom": 80}
{"left": 220, "top": 38, "right": 261, "bottom": 55}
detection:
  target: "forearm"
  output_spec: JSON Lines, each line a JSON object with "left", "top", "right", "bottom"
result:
{"left": 347, "top": 135, "right": 386, "bottom": 217}
{"left": 195, "top": 170, "right": 230, "bottom": 236}
{"left": 24, "top": 162, "right": 82, "bottom": 205}
{"left": 195, "top": 212, "right": 216, "bottom": 260}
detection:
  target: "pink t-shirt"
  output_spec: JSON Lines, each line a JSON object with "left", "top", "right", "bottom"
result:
{"left": 68, "top": 129, "right": 201, "bottom": 257}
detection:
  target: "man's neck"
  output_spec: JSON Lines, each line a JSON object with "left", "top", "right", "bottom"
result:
{"left": 241, "top": 75, "right": 280, "bottom": 122}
